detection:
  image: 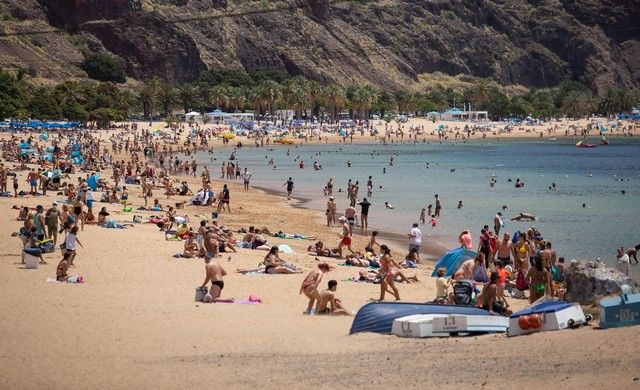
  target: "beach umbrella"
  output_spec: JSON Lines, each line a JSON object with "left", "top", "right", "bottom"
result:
{"left": 431, "top": 247, "right": 477, "bottom": 277}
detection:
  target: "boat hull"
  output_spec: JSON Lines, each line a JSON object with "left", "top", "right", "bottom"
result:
{"left": 393, "top": 313, "right": 509, "bottom": 338}
{"left": 508, "top": 301, "right": 586, "bottom": 337}
{"left": 350, "top": 302, "right": 490, "bottom": 334}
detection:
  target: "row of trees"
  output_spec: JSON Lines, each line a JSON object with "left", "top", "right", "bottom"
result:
{"left": 1, "top": 68, "right": 638, "bottom": 125}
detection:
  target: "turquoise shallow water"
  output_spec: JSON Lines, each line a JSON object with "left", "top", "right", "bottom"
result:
{"left": 197, "top": 138, "right": 640, "bottom": 273}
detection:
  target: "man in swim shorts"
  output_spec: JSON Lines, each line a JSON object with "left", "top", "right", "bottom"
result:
{"left": 337, "top": 216, "right": 355, "bottom": 257}
{"left": 200, "top": 257, "right": 234, "bottom": 303}
{"left": 344, "top": 205, "right": 357, "bottom": 235}
{"left": 316, "top": 280, "right": 351, "bottom": 316}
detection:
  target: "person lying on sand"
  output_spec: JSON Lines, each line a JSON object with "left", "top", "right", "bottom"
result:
{"left": 300, "top": 263, "right": 333, "bottom": 315}
{"left": 308, "top": 241, "right": 340, "bottom": 258}
{"left": 316, "top": 280, "right": 352, "bottom": 316}
{"left": 200, "top": 258, "right": 234, "bottom": 303}
{"left": 510, "top": 212, "right": 536, "bottom": 221}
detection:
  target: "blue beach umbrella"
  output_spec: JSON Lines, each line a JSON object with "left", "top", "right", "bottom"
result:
{"left": 431, "top": 247, "right": 477, "bottom": 277}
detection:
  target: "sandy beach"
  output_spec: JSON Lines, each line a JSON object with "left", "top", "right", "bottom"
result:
{"left": 1, "top": 119, "right": 639, "bottom": 389}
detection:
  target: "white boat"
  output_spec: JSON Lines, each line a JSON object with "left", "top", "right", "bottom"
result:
{"left": 392, "top": 314, "right": 450, "bottom": 338}
{"left": 392, "top": 313, "right": 509, "bottom": 338}
{"left": 508, "top": 300, "right": 589, "bottom": 337}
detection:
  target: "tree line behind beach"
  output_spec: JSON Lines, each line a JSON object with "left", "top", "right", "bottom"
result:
{"left": 1, "top": 66, "right": 639, "bottom": 126}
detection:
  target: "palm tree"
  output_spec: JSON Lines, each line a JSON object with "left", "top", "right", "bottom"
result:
{"left": 322, "top": 85, "right": 345, "bottom": 123}
{"left": 140, "top": 78, "right": 160, "bottom": 120}
{"left": 178, "top": 84, "right": 198, "bottom": 113}
{"left": 210, "top": 84, "right": 229, "bottom": 110}
{"left": 227, "top": 87, "right": 247, "bottom": 111}
{"left": 286, "top": 83, "right": 308, "bottom": 120}
{"left": 156, "top": 83, "right": 177, "bottom": 117}
{"left": 257, "top": 80, "right": 282, "bottom": 117}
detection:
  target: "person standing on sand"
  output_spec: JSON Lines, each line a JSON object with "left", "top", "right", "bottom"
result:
{"left": 282, "top": 177, "right": 294, "bottom": 200}
{"left": 494, "top": 212, "right": 503, "bottom": 235}
{"left": 526, "top": 255, "right": 550, "bottom": 303}
{"left": 326, "top": 196, "right": 336, "bottom": 227}
{"left": 200, "top": 257, "right": 234, "bottom": 303}
{"left": 316, "top": 280, "right": 352, "bottom": 316}
{"left": 344, "top": 205, "right": 357, "bottom": 234}
{"left": 434, "top": 194, "right": 441, "bottom": 217}
{"left": 337, "top": 216, "right": 355, "bottom": 257}
{"left": 357, "top": 197, "right": 371, "bottom": 232}
{"left": 496, "top": 233, "right": 512, "bottom": 267}
{"left": 217, "top": 184, "right": 231, "bottom": 213}
{"left": 616, "top": 247, "right": 630, "bottom": 276}
{"left": 300, "top": 263, "right": 333, "bottom": 315}
{"left": 241, "top": 168, "right": 251, "bottom": 191}
{"left": 407, "top": 223, "right": 422, "bottom": 261}
{"left": 379, "top": 245, "right": 401, "bottom": 301}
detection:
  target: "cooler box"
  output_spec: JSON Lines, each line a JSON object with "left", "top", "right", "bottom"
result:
{"left": 599, "top": 291, "right": 640, "bottom": 329}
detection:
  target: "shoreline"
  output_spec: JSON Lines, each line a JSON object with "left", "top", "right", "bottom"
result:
{"left": 251, "top": 183, "right": 450, "bottom": 262}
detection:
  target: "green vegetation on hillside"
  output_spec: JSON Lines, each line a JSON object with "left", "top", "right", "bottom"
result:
{"left": 0, "top": 68, "right": 638, "bottom": 125}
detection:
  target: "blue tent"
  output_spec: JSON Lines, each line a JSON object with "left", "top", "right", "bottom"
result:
{"left": 431, "top": 247, "right": 477, "bottom": 277}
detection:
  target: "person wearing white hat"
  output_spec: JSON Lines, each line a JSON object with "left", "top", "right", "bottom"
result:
{"left": 337, "top": 216, "right": 355, "bottom": 258}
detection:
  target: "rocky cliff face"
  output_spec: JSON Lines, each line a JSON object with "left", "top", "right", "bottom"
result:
{"left": 1, "top": 0, "right": 638, "bottom": 92}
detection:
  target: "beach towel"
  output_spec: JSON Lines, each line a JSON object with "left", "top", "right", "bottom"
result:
{"left": 277, "top": 244, "right": 294, "bottom": 254}
{"left": 46, "top": 275, "right": 84, "bottom": 283}
{"left": 210, "top": 300, "right": 260, "bottom": 305}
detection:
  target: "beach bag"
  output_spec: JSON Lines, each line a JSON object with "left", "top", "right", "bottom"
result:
{"left": 516, "top": 269, "right": 528, "bottom": 291}
{"left": 195, "top": 287, "right": 208, "bottom": 302}
{"left": 132, "top": 215, "right": 142, "bottom": 223}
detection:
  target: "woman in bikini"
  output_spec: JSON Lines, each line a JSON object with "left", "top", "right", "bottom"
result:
{"left": 263, "top": 246, "right": 301, "bottom": 274}
{"left": 526, "top": 255, "right": 550, "bottom": 303}
{"left": 300, "top": 263, "right": 333, "bottom": 314}
{"left": 379, "top": 245, "right": 401, "bottom": 301}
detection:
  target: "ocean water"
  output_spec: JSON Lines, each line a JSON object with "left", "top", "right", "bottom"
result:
{"left": 196, "top": 138, "right": 640, "bottom": 272}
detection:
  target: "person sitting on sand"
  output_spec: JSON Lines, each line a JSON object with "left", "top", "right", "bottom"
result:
{"left": 56, "top": 252, "right": 72, "bottom": 282}
{"left": 17, "top": 206, "right": 30, "bottom": 221}
{"left": 379, "top": 245, "right": 401, "bottom": 301}
{"left": 510, "top": 212, "right": 536, "bottom": 221}
{"left": 300, "top": 263, "right": 333, "bottom": 314}
{"left": 183, "top": 232, "right": 199, "bottom": 258}
{"left": 477, "top": 272, "right": 511, "bottom": 315}
{"left": 364, "top": 231, "right": 380, "bottom": 255}
{"left": 264, "top": 246, "right": 301, "bottom": 274}
{"left": 453, "top": 253, "right": 484, "bottom": 281}
{"left": 200, "top": 257, "right": 234, "bottom": 303}
{"left": 97, "top": 207, "right": 110, "bottom": 226}
{"left": 316, "top": 280, "right": 352, "bottom": 316}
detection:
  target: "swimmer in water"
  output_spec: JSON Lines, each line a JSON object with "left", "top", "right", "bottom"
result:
{"left": 384, "top": 202, "right": 394, "bottom": 209}
{"left": 510, "top": 213, "right": 536, "bottom": 221}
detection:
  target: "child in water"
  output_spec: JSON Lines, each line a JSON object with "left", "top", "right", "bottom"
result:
{"left": 430, "top": 215, "right": 437, "bottom": 227}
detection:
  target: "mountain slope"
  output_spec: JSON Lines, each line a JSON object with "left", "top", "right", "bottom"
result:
{"left": 0, "top": 0, "right": 638, "bottom": 93}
